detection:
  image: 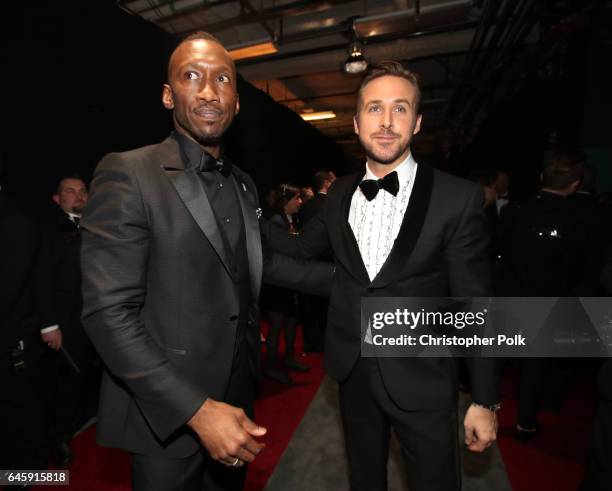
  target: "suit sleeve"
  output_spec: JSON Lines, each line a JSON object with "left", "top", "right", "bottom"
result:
{"left": 80, "top": 154, "right": 205, "bottom": 442}
{"left": 242, "top": 177, "right": 333, "bottom": 296}
{"left": 445, "top": 184, "right": 500, "bottom": 406}
{"left": 262, "top": 195, "right": 332, "bottom": 260}
{"left": 35, "top": 225, "right": 60, "bottom": 329}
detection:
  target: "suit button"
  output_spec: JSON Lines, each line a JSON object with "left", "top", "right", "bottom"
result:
{"left": 229, "top": 315, "right": 238, "bottom": 321}
{"left": 247, "top": 320, "right": 253, "bottom": 326}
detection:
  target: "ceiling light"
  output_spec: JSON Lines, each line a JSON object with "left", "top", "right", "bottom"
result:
{"left": 344, "top": 40, "right": 368, "bottom": 74}
{"left": 300, "top": 111, "right": 337, "bottom": 121}
{"left": 228, "top": 39, "right": 278, "bottom": 61}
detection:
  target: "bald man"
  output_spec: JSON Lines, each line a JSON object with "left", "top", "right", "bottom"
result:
{"left": 80, "top": 32, "right": 331, "bottom": 491}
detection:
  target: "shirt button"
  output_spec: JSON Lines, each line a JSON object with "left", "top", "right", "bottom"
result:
{"left": 219, "top": 183, "right": 224, "bottom": 188}
{"left": 225, "top": 218, "right": 230, "bottom": 223}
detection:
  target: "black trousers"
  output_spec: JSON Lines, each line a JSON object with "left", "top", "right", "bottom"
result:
{"left": 339, "top": 358, "right": 461, "bottom": 491}
{"left": 40, "top": 335, "right": 101, "bottom": 444}
{"left": 0, "top": 349, "right": 48, "bottom": 469}
{"left": 581, "top": 360, "right": 612, "bottom": 491}
{"left": 131, "top": 339, "right": 256, "bottom": 491}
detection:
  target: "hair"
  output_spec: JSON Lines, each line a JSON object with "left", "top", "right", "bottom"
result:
{"left": 269, "top": 183, "right": 301, "bottom": 215}
{"left": 55, "top": 173, "right": 86, "bottom": 194}
{"left": 313, "top": 170, "right": 335, "bottom": 192}
{"left": 167, "top": 31, "right": 233, "bottom": 82}
{"left": 356, "top": 61, "right": 421, "bottom": 114}
{"left": 541, "top": 149, "right": 586, "bottom": 190}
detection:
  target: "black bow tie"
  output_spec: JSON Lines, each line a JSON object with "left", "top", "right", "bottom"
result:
{"left": 198, "top": 152, "right": 231, "bottom": 177}
{"left": 359, "top": 171, "right": 399, "bottom": 201}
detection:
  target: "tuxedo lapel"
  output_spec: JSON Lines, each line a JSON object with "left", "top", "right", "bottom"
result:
{"left": 232, "top": 170, "right": 263, "bottom": 301}
{"left": 156, "top": 137, "right": 233, "bottom": 279}
{"left": 370, "top": 163, "right": 434, "bottom": 288}
{"left": 337, "top": 172, "right": 370, "bottom": 285}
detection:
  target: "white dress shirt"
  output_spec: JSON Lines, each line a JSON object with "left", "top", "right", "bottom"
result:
{"left": 348, "top": 153, "right": 418, "bottom": 282}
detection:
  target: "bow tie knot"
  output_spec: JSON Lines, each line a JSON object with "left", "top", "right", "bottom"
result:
{"left": 199, "top": 152, "right": 231, "bottom": 177}
{"left": 359, "top": 171, "right": 400, "bottom": 201}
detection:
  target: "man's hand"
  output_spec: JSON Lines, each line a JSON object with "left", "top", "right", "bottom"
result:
{"left": 464, "top": 403, "right": 498, "bottom": 452}
{"left": 41, "top": 329, "right": 63, "bottom": 351}
{"left": 188, "top": 398, "right": 267, "bottom": 467}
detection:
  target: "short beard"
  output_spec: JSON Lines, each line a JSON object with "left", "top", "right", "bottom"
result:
{"left": 362, "top": 140, "right": 410, "bottom": 166}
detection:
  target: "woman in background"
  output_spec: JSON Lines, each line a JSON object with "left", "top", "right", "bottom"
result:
{"left": 261, "top": 184, "right": 309, "bottom": 384}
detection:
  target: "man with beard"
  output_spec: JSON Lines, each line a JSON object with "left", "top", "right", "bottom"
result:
{"left": 80, "top": 32, "right": 331, "bottom": 491}
{"left": 265, "top": 61, "right": 500, "bottom": 490}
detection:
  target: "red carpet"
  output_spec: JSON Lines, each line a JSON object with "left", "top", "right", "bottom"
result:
{"left": 30, "top": 323, "right": 325, "bottom": 491}
{"left": 29, "top": 347, "right": 597, "bottom": 490}
{"left": 496, "top": 367, "right": 596, "bottom": 491}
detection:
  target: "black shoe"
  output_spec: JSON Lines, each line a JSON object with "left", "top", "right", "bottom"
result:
{"left": 284, "top": 358, "right": 310, "bottom": 372}
{"left": 515, "top": 424, "right": 539, "bottom": 443}
{"left": 51, "top": 440, "right": 73, "bottom": 466}
{"left": 264, "top": 367, "right": 293, "bottom": 384}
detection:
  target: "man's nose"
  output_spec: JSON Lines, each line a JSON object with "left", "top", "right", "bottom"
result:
{"left": 198, "top": 78, "right": 219, "bottom": 102}
{"left": 381, "top": 108, "right": 393, "bottom": 129}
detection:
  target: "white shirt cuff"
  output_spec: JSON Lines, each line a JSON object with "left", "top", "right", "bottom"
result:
{"left": 41, "top": 325, "right": 59, "bottom": 334}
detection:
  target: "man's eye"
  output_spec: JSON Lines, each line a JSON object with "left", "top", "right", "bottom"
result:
{"left": 394, "top": 106, "right": 406, "bottom": 112}
{"left": 368, "top": 105, "right": 381, "bottom": 112}
{"left": 185, "top": 71, "right": 199, "bottom": 80}
{"left": 217, "top": 74, "right": 230, "bottom": 83}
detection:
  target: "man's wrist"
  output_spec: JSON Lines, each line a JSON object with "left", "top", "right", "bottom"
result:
{"left": 470, "top": 401, "right": 501, "bottom": 413}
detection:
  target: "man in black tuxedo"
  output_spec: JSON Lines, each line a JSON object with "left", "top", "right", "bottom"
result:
{"left": 37, "top": 174, "right": 100, "bottom": 465}
{"left": 80, "top": 32, "right": 330, "bottom": 491}
{"left": 266, "top": 62, "right": 500, "bottom": 490}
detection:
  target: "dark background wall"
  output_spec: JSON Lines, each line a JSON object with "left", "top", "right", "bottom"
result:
{"left": 0, "top": 0, "right": 345, "bottom": 218}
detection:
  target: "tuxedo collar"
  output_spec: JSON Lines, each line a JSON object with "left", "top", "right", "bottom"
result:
{"left": 339, "top": 163, "right": 434, "bottom": 288}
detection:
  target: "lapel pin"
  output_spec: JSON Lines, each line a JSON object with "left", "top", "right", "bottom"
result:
{"left": 242, "top": 182, "right": 247, "bottom": 192}
{"left": 256, "top": 208, "right": 262, "bottom": 219}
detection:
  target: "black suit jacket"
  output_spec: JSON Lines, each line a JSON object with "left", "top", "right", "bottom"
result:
{"left": 37, "top": 211, "right": 88, "bottom": 355}
{"left": 266, "top": 163, "right": 499, "bottom": 410}
{"left": 0, "top": 195, "right": 39, "bottom": 353}
{"left": 299, "top": 193, "right": 327, "bottom": 224}
{"left": 81, "top": 135, "right": 331, "bottom": 458}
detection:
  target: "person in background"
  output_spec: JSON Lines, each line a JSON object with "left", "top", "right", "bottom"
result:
{"left": 261, "top": 184, "right": 309, "bottom": 384}
{"left": 300, "top": 186, "right": 314, "bottom": 204}
{"left": 299, "top": 170, "right": 336, "bottom": 224}
{"left": 499, "top": 150, "right": 606, "bottom": 441}
{"left": 0, "top": 155, "right": 48, "bottom": 474}
{"left": 493, "top": 170, "right": 510, "bottom": 216}
{"left": 299, "top": 169, "right": 336, "bottom": 353}
{"left": 37, "top": 174, "right": 101, "bottom": 466}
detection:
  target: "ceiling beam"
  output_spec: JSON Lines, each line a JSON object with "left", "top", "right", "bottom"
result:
{"left": 162, "top": 0, "right": 355, "bottom": 34}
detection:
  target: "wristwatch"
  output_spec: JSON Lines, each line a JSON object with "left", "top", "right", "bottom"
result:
{"left": 470, "top": 401, "right": 501, "bottom": 412}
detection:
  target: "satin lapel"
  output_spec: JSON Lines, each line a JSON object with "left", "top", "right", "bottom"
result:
{"left": 371, "top": 163, "right": 434, "bottom": 289}
{"left": 338, "top": 171, "right": 370, "bottom": 285}
{"left": 232, "top": 175, "right": 263, "bottom": 300}
{"left": 157, "top": 138, "right": 233, "bottom": 279}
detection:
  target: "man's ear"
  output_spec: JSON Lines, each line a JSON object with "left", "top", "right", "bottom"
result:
{"left": 52, "top": 194, "right": 60, "bottom": 206}
{"left": 413, "top": 113, "right": 423, "bottom": 135}
{"left": 162, "top": 84, "right": 174, "bottom": 110}
{"left": 353, "top": 115, "right": 359, "bottom": 136}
